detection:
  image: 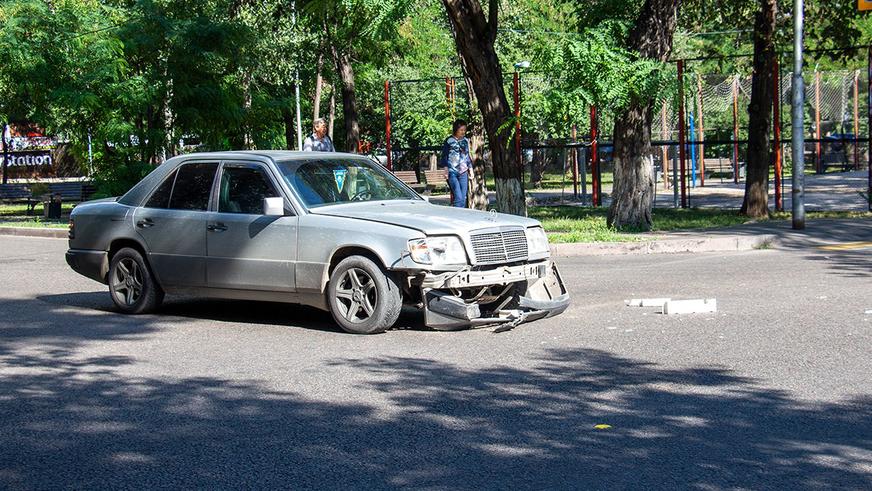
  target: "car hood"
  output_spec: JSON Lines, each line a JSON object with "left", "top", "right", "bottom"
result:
{"left": 309, "top": 200, "right": 540, "bottom": 235}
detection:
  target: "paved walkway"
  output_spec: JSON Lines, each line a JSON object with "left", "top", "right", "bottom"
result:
{"left": 431, "top": 170, "right": 870, "bottom": 211}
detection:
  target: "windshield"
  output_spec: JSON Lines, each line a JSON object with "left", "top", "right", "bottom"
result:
{"left": 276, "top": 157, "right": 420, "bottom": 208}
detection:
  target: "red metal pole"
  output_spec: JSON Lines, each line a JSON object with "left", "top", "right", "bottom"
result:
{"left": 590, "top": 105, "right": 600, "bottom": 207}
{"left": 773, "top": 58, "right": 783, "bottom": 212}
{"left": 696, "top": 73, "right": 705, "bottom": 187}
{"left": 384, "top": 80, "right": 392, "bottom": 171}
{"left": 513, "top": 71, "right": 522, "bottom": 179}
{"left": 854, "top": 70, "right": 860, "bottom": 170}
{"left": 677, "top": 60, "right": 688, "bottom": 208}
{"left": 815, "top": 71, "right": 822, "bottom": 174}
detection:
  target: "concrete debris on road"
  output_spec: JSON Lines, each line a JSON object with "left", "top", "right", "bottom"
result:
{"left": 662, "top": 299, "right": 718, "bottom": 315}
{"left": 626, "top": 298, "right": 671, "bottom": 308}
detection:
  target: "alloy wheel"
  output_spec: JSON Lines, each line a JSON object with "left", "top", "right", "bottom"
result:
{"left": 111, "top": 258, "right": 143, "bottom": 307}
{"left": 334, "top": 267, "right": 377, "bottom": 323}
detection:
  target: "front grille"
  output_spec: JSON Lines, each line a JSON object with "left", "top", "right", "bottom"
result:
{"left": 470, "top": 228, "right": 528, "bottom": 264}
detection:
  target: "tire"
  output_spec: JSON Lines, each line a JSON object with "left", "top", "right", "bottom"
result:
{"left": 327, "top": 255, "right": 402, "bottom": 334}
{"left": 108, "top": 247, "right": 164, "bottom": 314}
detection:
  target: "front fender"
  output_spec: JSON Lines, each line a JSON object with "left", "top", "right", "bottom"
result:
{"left": 296, "top": 214, "right": 427, "bottom": 293}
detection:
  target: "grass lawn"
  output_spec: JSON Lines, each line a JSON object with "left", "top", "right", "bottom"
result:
{"left": 532, "top": 206, "right": 872, "bottom": 243}
{"left": 0, "top": 203, "right": 73, "bottom": 229}
{"left": 0, "top": 203, "right": 76, "bottom": 217}
{"left": 0, "top": 219, "right": 68, "bottom": 229}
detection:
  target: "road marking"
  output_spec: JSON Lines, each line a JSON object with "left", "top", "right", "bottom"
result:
{"left": 818, "top": 241, "right": 872, "bottom": 251}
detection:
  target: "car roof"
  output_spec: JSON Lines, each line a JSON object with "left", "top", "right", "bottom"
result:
{"left": 175, "top": 150, "right": 367, "bottom": 162}
{"left": 118, "top": 151, "right": 374, "bottom": 206}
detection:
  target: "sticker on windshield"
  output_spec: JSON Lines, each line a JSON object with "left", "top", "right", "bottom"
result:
{"left": 333, "top": 169, "right": 347, "bottom": 192}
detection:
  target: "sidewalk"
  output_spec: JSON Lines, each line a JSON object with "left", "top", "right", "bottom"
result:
{"left": 1, "top": 217, "right": 867, "bottom": 258}
{"left": 550, "top": 218, "right": 871, "bottom": 257}
{"left": 430, "top": 170, "right": 870, "bottom": 211}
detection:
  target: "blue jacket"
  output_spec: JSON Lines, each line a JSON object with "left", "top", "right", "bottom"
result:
{"left": 439, "top": 136, "right": 471, "bottom": 174}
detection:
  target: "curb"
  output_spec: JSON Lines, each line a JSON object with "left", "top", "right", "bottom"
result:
{"left": 0, "top": 227, "right": 68, "bottom": 239}
{"left": 550, "top": 234, "right": 777, "bottom": 257}
{"left": 0, "top": 225, "right": 778, "bottom": 255}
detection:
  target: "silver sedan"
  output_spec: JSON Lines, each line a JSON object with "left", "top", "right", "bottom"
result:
{"left": 66, "top": 151, "right": 569, "bottom": 333}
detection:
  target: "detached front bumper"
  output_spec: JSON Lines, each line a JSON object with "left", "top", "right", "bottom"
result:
{"left": 421, "top": 260, "right": 570, "bottom": 330}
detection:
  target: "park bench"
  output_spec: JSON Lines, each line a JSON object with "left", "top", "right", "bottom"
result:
{"left": 0, "top": 184, "right": 38, "bottom": 213}
{"left": 422, "top": 169, "right": 448, "bottom": 191}
{"left": 393, "top": 169, "right": 451, "bottom": 194}
{"left": 393, "top": 170, "right": 426, "bottom": 191}
{"left": 703, "top": 158, "right": 745, "bottom": 182}
{"left": 47, "top": 181, "right": 96, "bottom": 203}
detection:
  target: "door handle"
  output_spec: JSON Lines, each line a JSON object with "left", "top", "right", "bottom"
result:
{"left": 207, "top": 223, "right": 228, "bottom": 232}
{"left": 136, "top": 218, "right": 154, "bottom": 228}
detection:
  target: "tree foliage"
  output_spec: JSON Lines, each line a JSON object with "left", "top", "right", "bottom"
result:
{"left": 1, "top": 0, "right": 869, "bottom": 206}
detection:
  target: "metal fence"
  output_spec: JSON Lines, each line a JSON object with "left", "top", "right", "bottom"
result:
{"left": 384, "top": 48, "right": 872, "bottom": 211}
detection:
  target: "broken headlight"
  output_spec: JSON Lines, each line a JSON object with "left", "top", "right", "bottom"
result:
{"left": 526, "top": 226, "right": 550, "bottom": 257}
{"left": 408, "top": 236, "right": 468, "bottom": 267}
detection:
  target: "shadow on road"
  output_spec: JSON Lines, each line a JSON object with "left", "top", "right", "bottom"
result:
{"left": 35, "top": 292, "right": 428, "bottom": 334}
{"left": 1, "top": 344, "right": 869, "bottom": 488}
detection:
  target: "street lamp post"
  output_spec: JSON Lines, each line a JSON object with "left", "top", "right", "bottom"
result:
{"left": 791, "top": 0, "right": 805, "bottom": 229}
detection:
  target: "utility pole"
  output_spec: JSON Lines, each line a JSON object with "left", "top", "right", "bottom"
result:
{"left": 791, "top": 0, "right": 805, "bottom": 229}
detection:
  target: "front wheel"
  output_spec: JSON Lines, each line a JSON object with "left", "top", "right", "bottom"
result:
{"left": 327, "top": 256, "right": 402, "bottom": 334}
{"left": 108, "top": 247, "right": 164, "bottom": 314}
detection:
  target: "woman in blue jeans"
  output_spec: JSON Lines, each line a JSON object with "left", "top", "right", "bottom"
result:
{"left": 439, "top": 120, "right": 471, "bottom": 208}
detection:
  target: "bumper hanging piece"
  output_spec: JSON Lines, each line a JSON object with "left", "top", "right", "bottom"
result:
{"left": 422, "top": 261, "right": 570, "bottom": 330}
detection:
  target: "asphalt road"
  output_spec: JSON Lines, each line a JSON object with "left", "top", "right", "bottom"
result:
{"left": 0, "top": 234, "right": 870, "bottom": 489}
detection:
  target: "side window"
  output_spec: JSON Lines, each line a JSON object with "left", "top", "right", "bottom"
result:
{"left": 169, "top": 162, "right": 218, "bottom": 211}
{"left": 144, "top": 170, "right": 176, "bottom": 209}
{"left": 219, "top": 166, "right": 280, "bottom": 214}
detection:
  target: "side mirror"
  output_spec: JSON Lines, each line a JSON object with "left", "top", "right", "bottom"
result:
{"left": 420, "top": 195, "right": 431, "bottom": 203}
{"left": 263, "top": 197, "right": 286, "bottom": 216}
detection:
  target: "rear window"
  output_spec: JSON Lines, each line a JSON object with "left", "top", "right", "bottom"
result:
{"left": 168, "top": 163, "right": 218, "bottom": 211}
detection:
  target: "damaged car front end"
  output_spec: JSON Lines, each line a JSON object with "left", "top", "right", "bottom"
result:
{"left": 404, "top": 225, "right": 570, "bottom": 331}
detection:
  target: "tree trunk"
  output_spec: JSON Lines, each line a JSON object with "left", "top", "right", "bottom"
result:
{"left": 283, "top": 108, "right": 295, "bottom": 150}
{"left": 328, "top": 87, "right": 336, "bottom": 140}
{"left": 530, "top": 148, "right": 545, "bottom": 188}
{"left": 241, "top": 73, "right": 254, "bottom": 150}
{"left": 333, "top": 48, "right": 359, "bottom": 153}
{"left": 463, "top": 75, "right": 489, "bottom": 210}
{"left": 607, "top": 0, "right": 681, "bottom": 230}
{"left": 161, "top": 57, "right": 175, "bottom": 162}
{"left": 740, "top": 0, "right": 777, "bottom": 218}
{"left": 313, "top": 52, "right": 324, "bottom": 120}
{"left": 442, "top": 0, "right": 524, "bottom": 215}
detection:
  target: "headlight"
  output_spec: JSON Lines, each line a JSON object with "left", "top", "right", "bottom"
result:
{"left": 408, "top": 236, "right": 468, "bottom": 266}
{"left": 526, "top": 226, "right": 550, "bottom": 256}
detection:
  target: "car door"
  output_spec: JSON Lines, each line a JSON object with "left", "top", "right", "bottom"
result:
{"left": 134, "top": 161, "right": 218, "bottom": 288}
{"left": 205, "top": 161, "right": 298, "bottom": 292}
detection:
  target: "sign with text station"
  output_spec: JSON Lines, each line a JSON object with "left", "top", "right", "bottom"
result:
{"left": 861, "top": 0, "right": 872, "bottom": 11}
{"left": 1, "top": 150, "right": 53, "bottom": 167}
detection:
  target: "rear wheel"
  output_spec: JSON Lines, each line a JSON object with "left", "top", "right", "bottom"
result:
{"left": 327, "top": 256, "right": 402, "bottom": 334}
{"left": 108, "top": 247, "right": 164, "bottom": 314}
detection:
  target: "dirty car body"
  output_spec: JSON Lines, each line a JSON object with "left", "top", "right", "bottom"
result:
{"left": 66, "top": 151, "right": 569, "bottom": 333}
